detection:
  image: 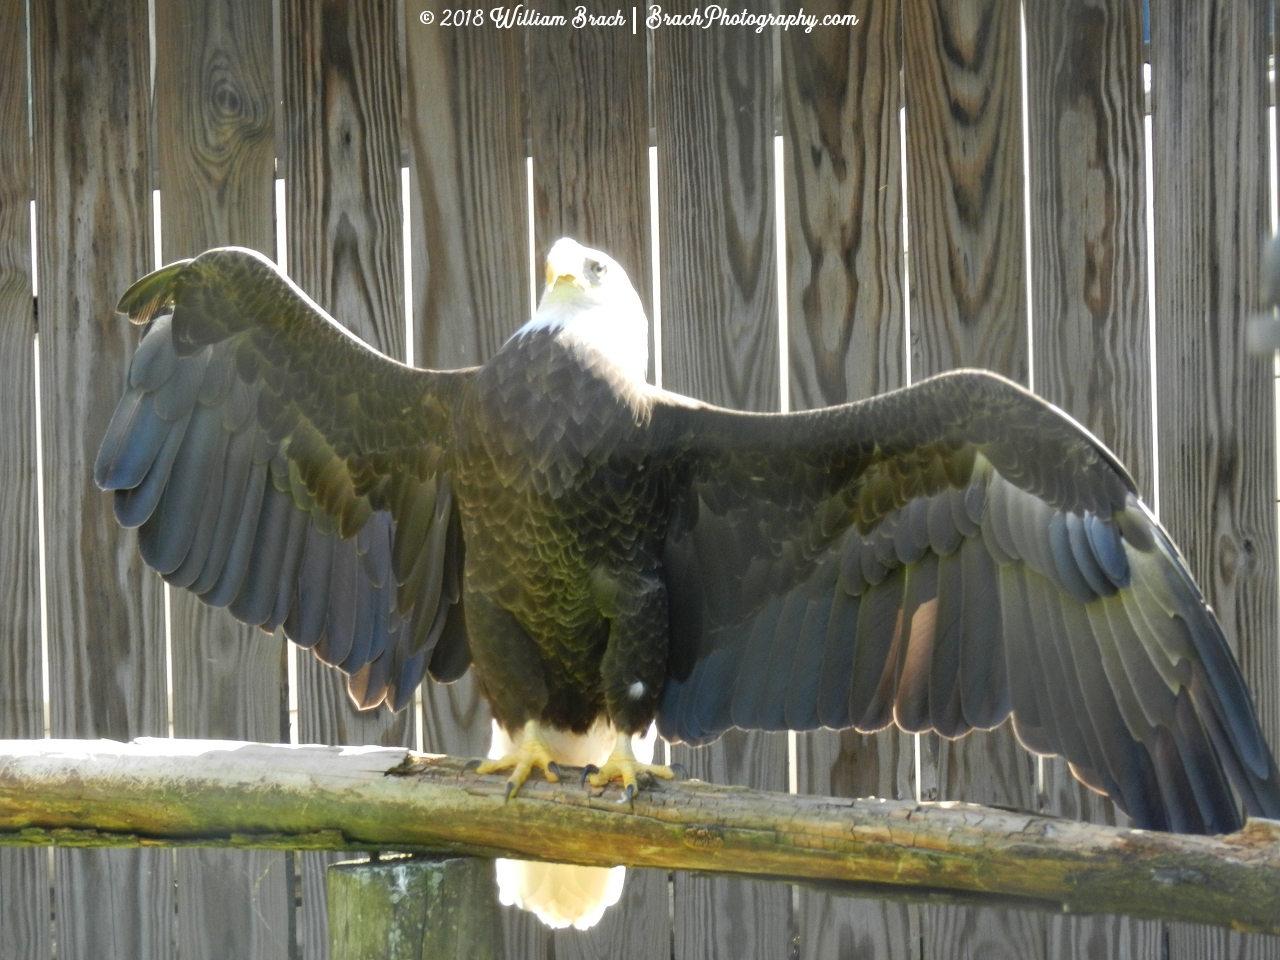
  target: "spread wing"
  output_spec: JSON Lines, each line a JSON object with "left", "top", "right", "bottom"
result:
{"left": 652, "top": 370, "right": 1280, "bottom": 834}
{"left": 94, "top": 247, "right": 473, "bottom": 711}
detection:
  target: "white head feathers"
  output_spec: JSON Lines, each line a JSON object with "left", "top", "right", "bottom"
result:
{"left": 512, "top": 238, "right": 649, "bottom": 383}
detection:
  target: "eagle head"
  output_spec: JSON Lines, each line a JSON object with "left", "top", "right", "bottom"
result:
{"left": 515, "top": 237, "right": 649, "bottom": 382}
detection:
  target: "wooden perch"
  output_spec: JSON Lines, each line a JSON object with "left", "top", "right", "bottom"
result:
{"left": 0, "top": 739, "right": 1277, "bottom": 934}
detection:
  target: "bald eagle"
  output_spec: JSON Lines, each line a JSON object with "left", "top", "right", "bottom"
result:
{"left": 97, "top": 240, "right": 1280, "bottom": 924}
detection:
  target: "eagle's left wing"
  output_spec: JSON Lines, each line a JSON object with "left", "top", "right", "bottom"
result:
{"left": 649, "top": 370, "right": 1280, "bottom": 834}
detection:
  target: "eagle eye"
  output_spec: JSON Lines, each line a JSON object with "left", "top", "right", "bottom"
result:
{"left": 585, "top": 260, "right": 608, "bottom": 283}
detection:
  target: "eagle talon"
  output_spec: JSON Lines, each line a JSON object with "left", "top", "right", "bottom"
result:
{"left": 585, "top": 733, "right": 675, "bottom": 799}
{"left": 581, "top": 764, "right": 600, "bottom": 787}
{"left": 669, "top": 762, "right": 689, "bottom": 781}
{"left": 472, "top": 720, "right": 561, "bottom": 798}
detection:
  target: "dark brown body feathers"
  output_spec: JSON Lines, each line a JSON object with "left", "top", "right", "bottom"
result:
{"left": 455, "top": 328, "right": 669, "bottom": 734}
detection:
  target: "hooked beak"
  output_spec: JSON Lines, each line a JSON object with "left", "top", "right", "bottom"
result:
{"left": 544, "top": 239, "right": 585, "bottom": 293}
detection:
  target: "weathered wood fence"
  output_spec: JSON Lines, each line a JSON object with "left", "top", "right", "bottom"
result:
{"left": 0, "top": 0, "right": 1276, "bottom": 958}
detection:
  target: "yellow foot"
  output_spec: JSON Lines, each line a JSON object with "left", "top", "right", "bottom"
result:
{"left": 584, "top": 733, "right": 675, "bottom": 801}
{"left": 471, "top": 720, "right": 561, "bottom": 799}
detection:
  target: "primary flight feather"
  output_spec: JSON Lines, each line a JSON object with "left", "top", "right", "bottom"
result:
{"left": 97, "top": 240, "right": 1280, "bottom": 917}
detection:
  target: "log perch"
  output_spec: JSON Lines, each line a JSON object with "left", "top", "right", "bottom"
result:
{"left": 0, "top": 739, "right": 1277, "bottom": 934}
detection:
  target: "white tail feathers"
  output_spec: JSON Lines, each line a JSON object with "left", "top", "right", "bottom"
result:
{"left": 489, "top": 719, "right": 657, "bottom": 930}
{"left": 495, "top": 858, "right": 626, "bottom": 930}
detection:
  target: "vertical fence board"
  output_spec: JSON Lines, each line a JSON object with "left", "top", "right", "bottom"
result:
{"left": 284, "top": 0, "right": 407, "bottom": 367}
{"left": 653, "top": 10, "right": 791, "bottom": 959}
{"left": 654, "top": 24, "right": 780, "bottom": 413}
{"left": 30, "top": 1, "right": 171, "bottom": 958}
{"left": 0, "top": 849, "right": 49, "bottom": 960}
{"left": 783, "top": 0, "right": 905, "bottom": 409}
{"left": 902, "top": 0, "right": 1043, "bottom": 956}
{"left": 781, "top": 0, "right": 913, "bottom": 957}
{"left": 1026, "top": 0, "right": 1152, "bottom": 499}
{"left": 528, "top": 1, "right": 653, "bottom": 321}
{"left": 0, "top": 0, "right": 48, "bottom": 955}
{"left": 1151, "top": 2, "right": 1280, "bottom": 958}
{"left": 403, "top": 6, "right": 537, "bottom": 955}
{"left": 403, "top": 0, "right": 523, "bottom": 760}
{"left": 406, "top": 2, "right": 528, "bottom": 377}
{"left": 281, "top": 2, "right": 410, "bottom": 956}
{"left": 525, "top": 10, "right": 668, "bottom": 957}
{"left": 0, "top": 0, "right": 40, "bottom": 750}
{"left": 1024, "top": 2, "right": 1163, "bottom": 957}
{"left": 153, "top": 1, "right": 289, "bottom": 957}
{"left": 904, "top": 0, "right": 1029, "bottom": 381}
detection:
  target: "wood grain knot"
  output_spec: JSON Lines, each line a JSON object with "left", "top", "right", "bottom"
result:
{"left": 682, "top": 826, "right": 724, "bottom": 852}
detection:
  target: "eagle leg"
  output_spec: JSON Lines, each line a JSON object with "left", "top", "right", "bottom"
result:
{"left": 473, "top": 719, "right": 562, "bottom": 799}
{"left": 585, "top": 731, "right": 674, "bottom": 801}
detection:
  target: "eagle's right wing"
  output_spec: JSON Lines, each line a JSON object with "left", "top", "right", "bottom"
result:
{"left": 95, "top": 247, "right": 473, "bottom": 711}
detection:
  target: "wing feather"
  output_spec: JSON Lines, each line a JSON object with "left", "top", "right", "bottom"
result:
{"left": 892, "top": 555, "right": 939, "bottom": 734}
{"left": 113, "top": 407, "right": 192, "bottom": 529}
{"left": 848, "top": 568, "right": 905, "bottom": 733}
{"left": 427, "top": 596, "right": 471, "bottom": 683}
{"left": 268, "top": 508, "right": 310, "bottom": 631}
{"left": 782, "top": 591, "right": 834, "bottom": 730}
{"left": 928, "top": 551, "right": 966, "bottom": 737}
{"left": 730, "top": 596, "right": 789, "bottom": 730}
{"left": 1022, "top": 573, "right": 1093, "bottom": 768}
{"left": 957, "top": 537, "right": 1007, "bottom": 730}
{"left": 1046, "top": 582, "right": 1137, "bottom": 808}
{"left": 138, "top": 402, "right": 227, "bottom": 574}
{"left": 188, "top": 422, "right": 256, "bottom": 595}
{"left": 203, "top": 458, "right": 268, "bottom": 609}
{"left": 925, "top": 495, "right": 962, "bottom": 557}
{"left": 765, "top": 592, "right": 814, "bottom": 728}
{"left": 1057, "top": 602, "right": 1133, "bottom": 796}
{"left": 96, "top": 389, "right": 164, "bottom": 489}
{"left": 979, "top": 470, "right": 1019, "bottom": 565}
{"left": 896, "top": 498, "right": 930, "bottom": 563}
{"left": 1000, "top": 566, "right": 1055, "bottom": 757}
{"left": 227, "top": 482, "right": 294, "bottom": 626}
{"left": 341, "top": 555, "right": 379, "bottom": 674}
{"left": 294, "top": 527, "right": 335, "bottom": 650}
{"left": 815, "top": 589, "right": 861, "bottom": 729}
{"left": 151, "top": 345, "right": 210, "bottom": 420}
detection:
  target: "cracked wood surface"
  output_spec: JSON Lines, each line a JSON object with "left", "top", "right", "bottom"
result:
{"left": 0, "top": 739, "right": 1277, "bottom": 936}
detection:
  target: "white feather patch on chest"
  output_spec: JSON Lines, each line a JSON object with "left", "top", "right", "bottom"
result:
{"left": 488, "top": 718, "right": 616, "bottom": 768}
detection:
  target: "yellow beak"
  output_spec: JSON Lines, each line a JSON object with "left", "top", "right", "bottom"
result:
{"left": 544, "top": 240, "right": 585, "bottom": 292}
